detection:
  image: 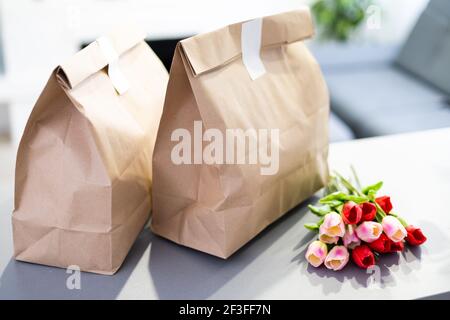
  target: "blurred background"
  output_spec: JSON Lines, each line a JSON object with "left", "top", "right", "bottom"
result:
{"left": 1, "top": 0, "right": 448, "bottom": 146}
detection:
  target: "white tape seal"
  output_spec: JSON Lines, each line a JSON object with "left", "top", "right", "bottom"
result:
{"left": 96, "top": 36, "right": 130, "bottom": 95}
{"left": 241, "top": 18, "right": 266, "bottom": 80}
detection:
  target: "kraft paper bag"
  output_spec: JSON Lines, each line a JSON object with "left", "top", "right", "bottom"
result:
{"left": 12, "top": 23, "right": 169, "bottom": 274}
{"left": 152, "top": 8, "right": 330, "bottom": 258}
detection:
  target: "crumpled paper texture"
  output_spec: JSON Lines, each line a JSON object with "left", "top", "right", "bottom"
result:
{"left": 151, "top": 8, "right": 330, "bottom": 258}
{"left": 12, "top": 23, "right": 168, "bottom": 275}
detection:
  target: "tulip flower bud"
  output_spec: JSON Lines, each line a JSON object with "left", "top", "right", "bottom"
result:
{"left": 382, "top": 216, "right": 407, "bottom": 242}
{"left": 341, "top": 201, "right": 362, "bottom": 224}
{"left": 343, "top": 224, "right": 360, "bottom": 249}
{"left": 351, "top": 245, "right": 375, "bottom": 269}
{"left": 368, "top": 233, "right": 391, "bottom": 253}
{"left": 324, "top": 246, "right": 349, "bottom": 271}
{"left": 320, "top": 212, "right": 345, "bottom": 237}
{"left": 405, "top": 225, "right": 427, "bottom": 246}
{"left": 376, "top": 196, "right": 393, "bottom": 213}
{"left": 319, "top": 230, "right": 339, "bottom": 244}
{"left": 356, "top": 221, "right": 383, "bottom": 243}
{"left": 389, "top": 240, "right": 405, "bottom": 252}
{"left": 305, "top": 240, "right": 328, "bottom": 267}
{"left": 359, "top": 202, "right": 377, "bottom": 222}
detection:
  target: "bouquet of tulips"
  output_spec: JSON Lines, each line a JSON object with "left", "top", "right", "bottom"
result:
{"left": 304, "top": 168, "right": 427, "bottom": 271}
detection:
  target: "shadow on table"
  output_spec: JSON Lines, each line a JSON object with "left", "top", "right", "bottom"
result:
{"left": 148, "top": 197, "right": 318, "bottom": 299}
{"left": 292, "top": 239, "right": 424, "bottom": 296}
{"left": 301, "top": 249, "right": 402, "bottom": 294}
{"left": 147, "top": 203, "right": 424, "bottom": 299}
{"left": 0, "top": 230, "right": 153, "bottom": 299}
{"left": 147, "top": 195, "right": 429, "bottom": 299}
{"left": 0, "top": 196, "right": 318, "bottom": 300}
{"left": 1, "top": 196, "right": 431, "bottom": 299}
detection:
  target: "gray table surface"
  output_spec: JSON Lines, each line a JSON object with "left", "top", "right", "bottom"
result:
{"left": 1, "top": 129, "right": 450, "bottom": 299}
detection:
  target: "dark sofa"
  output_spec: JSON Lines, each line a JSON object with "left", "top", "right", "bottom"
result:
{"left": 312, "top": 0, "right": 450, "bottom": 138}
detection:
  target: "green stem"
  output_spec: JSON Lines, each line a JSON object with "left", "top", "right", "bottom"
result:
{"left": 350, "top": 165, "right": 362, "bottom": 191}
{"left": 390, "top": 212, "right": 409, "bottom": 227}
{"left": 374, "top": 202, "right": 386, "bottom": 224}
{"left": 334, "top": 171, "right": 363, "bottom": 196}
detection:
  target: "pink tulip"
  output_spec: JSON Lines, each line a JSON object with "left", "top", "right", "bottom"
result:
{"left": 356, "top": 221, "right": 383, "bottom": 243}
{"left": 320, "top": 212, "right": 345, "bottom": 237}
{"left": 324, "top": 245, "right": 349, "bottom": 271}
{"left": 343, "top": 224, "right": 361, "bottom": 249}
{"left": 305, "top": 240, "right": 328, "bottom": 267}
{"left": 382, "top": 216, "right": 407, "bottom": 242}
{"left": 319, "top": 229, "right": 339, "bottom": 244}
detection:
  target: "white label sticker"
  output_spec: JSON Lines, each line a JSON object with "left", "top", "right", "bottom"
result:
{"left": 241, "top": 18, "right": 266, "bottom": 80}
{"left": 96, "top": 36, "right": 130, "bottom": 95}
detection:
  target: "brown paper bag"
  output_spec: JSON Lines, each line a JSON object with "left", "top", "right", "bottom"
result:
{"left": 12, "top": 23, "right": 168, "bottom": 274}
{"left": 151, "top": 8, "right": 329, "bottom": 258}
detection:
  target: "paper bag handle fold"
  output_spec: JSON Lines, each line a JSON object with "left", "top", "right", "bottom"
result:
{"left": 57, "top": 22, "right": 146, "bottom": 91}
{"left": 180, "top": 8, "right": 314, "bottom": 77}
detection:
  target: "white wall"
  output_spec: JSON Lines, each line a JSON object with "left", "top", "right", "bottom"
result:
{"left": 0, "top": 0, "right": 431, "bottom": 143}
{"left": 0, "top": 0, "right": 430, "bottom": 81}
{"left": 0, "top": 0, "right": 307, "bottom": 143}
{"left": 1, "top": 0, "right": 305, "bottom": 81}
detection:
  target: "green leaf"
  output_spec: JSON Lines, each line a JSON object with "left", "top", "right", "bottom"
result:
{"left": 342, "top": 194, "right": 367, "bottom": 203}
{"left": 317, "top": 216, "right": 325, "bottom": 227}
{"left": 319, "top": 191, "right": 367, "bottom": 204}
{"left": 367, "top": 190, "right": 377, "bottom": 201}
{"left": 362, "top": 181, "right": 383, "bottom": 195}
{"left": 308, "top": 204, "right": 332, "bottom": 216}
{"left": 319, "top": 191, "right": 345, "bottom": 202}
{"left": 319, "top": 199, "right": 343, "bottom": 207}
{"left": 304, "top": 223, "right": 320, "bottom": 232}
{"left": 334, "top": 171, "right": 361, "bottom": 195}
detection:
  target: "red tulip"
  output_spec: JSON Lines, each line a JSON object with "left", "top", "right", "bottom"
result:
{"left": 368, "top": 233, "right": 391, "bottom": 253}
{"left": 351, "top": 245, "right": 375, "bottom": 269}
{"left": 389, "top": 240, "right": 404, "bottom": 252}
{"left": 360, "top": 202, "right": 377, "bottom": 222}
{"left": 341, "top": 201, "right": 362, "bottom": 225}
{"left": 375, "top": 196, "right": 393, "bottom": 213}
{"left": 405, "top": 226, "right": 427, "bottom": 246}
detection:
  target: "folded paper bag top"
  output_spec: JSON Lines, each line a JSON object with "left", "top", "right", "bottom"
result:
{"left": 151, "top": 8, "right": 330, "bottom": 258}
{"left": 12, "top": 23, "right": 169, "bottom": 275}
